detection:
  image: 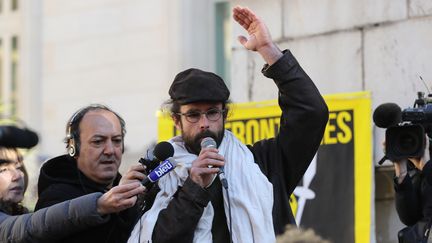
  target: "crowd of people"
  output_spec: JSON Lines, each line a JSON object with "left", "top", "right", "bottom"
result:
{"left": 0, "top": 5, "right": 331, "bottom": 243}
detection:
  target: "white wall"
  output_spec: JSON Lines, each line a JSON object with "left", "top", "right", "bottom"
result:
{"left": 39, "top": 0, "right": 180, "bottom": 172}
{"left": 231, "top": 0, "right": 432, "bottom": 165}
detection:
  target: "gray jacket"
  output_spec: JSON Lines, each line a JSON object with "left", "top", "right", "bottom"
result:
{"left": 0, "top": 192, "right": 108, "bottom": 243}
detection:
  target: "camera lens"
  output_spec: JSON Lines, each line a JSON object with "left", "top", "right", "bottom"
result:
{"left": 395, "top": 131, "right": 420, "bottom": 154}
{"left": 385, "top": 124, "right": 425, "bottom": 160}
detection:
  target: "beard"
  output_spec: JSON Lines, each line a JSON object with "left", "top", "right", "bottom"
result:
{"left": 182, "top": 128, "right": 225, "bottom": 155}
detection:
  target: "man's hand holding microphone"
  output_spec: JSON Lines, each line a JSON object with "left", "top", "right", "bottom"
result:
{"left": 189, "top": 137, "right": 226, "bottom": 189}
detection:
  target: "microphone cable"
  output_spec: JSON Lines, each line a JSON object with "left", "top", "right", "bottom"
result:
{"left": 201, "top": 137, "right": 233, "bottom": 242}
{"left": 218, "top": 169, "right": 232, "bottom": 243}
{"left": 138, "top": 216, "right": 142, "bottom": 243}
{"left": 216, "top": 167, "right": 232, "bottom": 243}
{"left": 224, "top": 184, "right": 233, "bottom": 243}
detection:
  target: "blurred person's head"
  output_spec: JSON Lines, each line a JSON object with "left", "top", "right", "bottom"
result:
{"left": 166, "top": 68, "right": 230, "bottom": 155}
{"left": 65, "top": 104, "right": 126, "bottom": 186}
{"left": 276, "top": 225, "right": 331, "bottom": 243}
{"left": 0, "top": 146, "right": 28, "bottom": 215}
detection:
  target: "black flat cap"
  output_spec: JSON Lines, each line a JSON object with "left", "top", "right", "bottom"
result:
{"left": 169, "top": 68, "right": 230, "bottom": 105}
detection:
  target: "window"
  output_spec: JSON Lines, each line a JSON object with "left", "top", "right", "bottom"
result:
{"left": 11, "top": 0, "right": 18, "bottom": 11}
{"left": 0, "top": 39, "right": 3, "bottom": 97}
{"left": 214, "top": 2, "right": 231, "bottom": 87}
{"left": 11, "top": 36, "right": 18, "bottom": 115}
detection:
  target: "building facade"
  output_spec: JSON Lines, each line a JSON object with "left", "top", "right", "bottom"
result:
{"left": 1, "top": 0, "right": 432, "bottom": 242}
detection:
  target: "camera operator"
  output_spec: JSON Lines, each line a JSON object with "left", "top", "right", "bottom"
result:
{"left": 390, "top": 138, "right": 432, "bottom": 242}
{"left": 374, "top": 94, "right": 432, "bottom": 242}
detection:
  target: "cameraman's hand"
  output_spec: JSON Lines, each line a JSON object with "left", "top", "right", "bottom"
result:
{"left": 407, "top": 157, "right": 426, "bottom": 171}
{"left": 394, "top": 160, "right": 408, "bottom": 184}
{"left": 383, "top": 140, "right": 408, "bottom": 183}
{"left": 383, "top": 138, "right": 429, "bottom": 184}
{"left": 407, "top": 135, "right": 430, "bottom": 171}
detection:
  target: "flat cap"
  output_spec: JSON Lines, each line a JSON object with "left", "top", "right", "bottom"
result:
{"left": 169, "top": 68, "right": 230, "bottom": 105}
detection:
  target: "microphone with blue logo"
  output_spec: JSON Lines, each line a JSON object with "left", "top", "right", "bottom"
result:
{"left": 141, "top": 141, "right": 176, "bottom": 187}
{"left": 139, "top": 141, "right": 174, "bottom": 172}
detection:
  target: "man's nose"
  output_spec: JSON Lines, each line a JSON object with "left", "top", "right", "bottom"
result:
{"left": 198, "top": 113, "right": 210, "bottom": 129}
{"left": 104, "top": 141, "right": 115, "bottom": 154}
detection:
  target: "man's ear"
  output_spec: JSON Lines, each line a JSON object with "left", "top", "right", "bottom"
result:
{"left": 172, "top": 115, "right": 181, "bottom": 130}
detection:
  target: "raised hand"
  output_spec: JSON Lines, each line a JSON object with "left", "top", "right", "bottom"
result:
{"left": 233, "top": 6, "right": 272, "bottom": 51}
{"left": 233, "top": 6, "right": 282, "bottom": 65}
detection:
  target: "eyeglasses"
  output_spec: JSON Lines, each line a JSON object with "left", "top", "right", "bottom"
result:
{"left": 176, "top": 109, "right": 225, "bottom": 123}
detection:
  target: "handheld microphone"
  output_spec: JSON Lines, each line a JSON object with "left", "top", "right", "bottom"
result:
{"left": 0, "top": 125, "right": 39, "bottom": 148}
{"left": 201, "top": 137, "right": 216, "bottom": 168}
{"left": 200, "top": 137, "right": 228, "bottom": 189}
{"left": 139, "top": 141, "right": 175, "bottom": 172}
{"left": 373, "top": 103, "right": 402, "bottom": 128}
{"left": 141, "top": 157, "right": 177, "bottom": 187}
{"left": 201, "top": 137, "right": 217, "bottom": 149}
{"left": 140, "top": 141, "right": 176, "bottom": 187}
{"left": 153, "top": 141, "right": 175, "bottom": 161}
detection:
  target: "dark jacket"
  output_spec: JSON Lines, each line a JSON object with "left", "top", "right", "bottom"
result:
{"left": 151, "top": 50, "right": 329, "bottom": 242}
{"left": 0, "top": 193, "right": 109, "bottom": 243}
{"left": 395, "top": 161, "right": 432, "bottom": 226}
{"left": 35, "top": 155, "right": 138, "bottom": 243}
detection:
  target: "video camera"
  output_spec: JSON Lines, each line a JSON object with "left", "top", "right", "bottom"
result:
{"left": 374, "top": 92, "right": 432, "bottom": 162}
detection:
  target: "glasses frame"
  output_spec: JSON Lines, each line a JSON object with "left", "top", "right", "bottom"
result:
{"left": 176, "top": 108, "right": 226, "bottom": 123}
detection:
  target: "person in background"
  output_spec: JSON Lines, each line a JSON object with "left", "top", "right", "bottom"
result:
{"left": 0, "top": 146, "right": 29, "bottom": 216}
{"left": 276, "top": 225, "right": 331, "bottom": 243}
{"left": 128, "top": 6, "right": 328, "bottom": 243}
{"left": 391, "top": 139, "right": 432, "bottom": 242}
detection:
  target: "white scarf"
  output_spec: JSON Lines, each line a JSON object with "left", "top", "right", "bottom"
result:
{"left": 128, "top": 130, "right": 275, "bottom": 243}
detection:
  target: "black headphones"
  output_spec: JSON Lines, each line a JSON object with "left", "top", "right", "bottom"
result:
{"left": 65, "top": 104, "right": 126, "bottom": 157}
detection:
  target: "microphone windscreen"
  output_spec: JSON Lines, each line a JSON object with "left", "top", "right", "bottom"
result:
{"left": 0, "top": 126, "right": 39, "bottom": 148}
{"left": 200, "top": 137, "right": 216, "bottom": 149}
{"left": 373, "top": 103, "right": 402, "bottom": 128}
{"left": 153, "top": 141, "right": 174, "bottom": 161}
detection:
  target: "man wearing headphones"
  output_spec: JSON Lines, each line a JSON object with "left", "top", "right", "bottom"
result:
{"left": 35, "top": 104, "right": 146, "bottom": 243}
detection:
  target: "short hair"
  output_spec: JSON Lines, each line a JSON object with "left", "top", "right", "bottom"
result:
{"left": 276, "top": 225, "right": 331, "bottom": 243}
{"left": 65, "top": 104, "right": 126, "bottom": 156}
